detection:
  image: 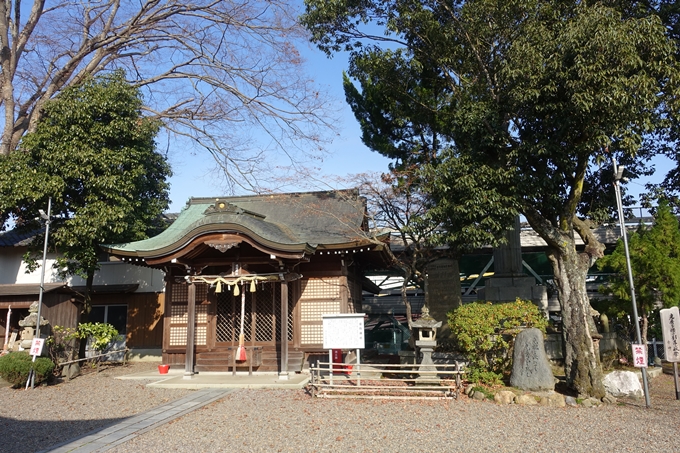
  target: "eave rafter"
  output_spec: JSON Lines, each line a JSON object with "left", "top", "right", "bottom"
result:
{"left": 124, "top": 232, "right": 310, "bottom": 266}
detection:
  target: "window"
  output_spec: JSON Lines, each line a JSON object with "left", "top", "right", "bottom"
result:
{"left": 89, "top": 305, "right": 127, "bottom": 334}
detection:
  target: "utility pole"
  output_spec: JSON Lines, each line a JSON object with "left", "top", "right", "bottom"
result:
{"left": 611, "top": 159, "right": 651, "bottom": 408}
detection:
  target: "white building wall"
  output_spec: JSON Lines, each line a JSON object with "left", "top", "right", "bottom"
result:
{"left": 0, "top": 246, "right": 164, "bottom": 292}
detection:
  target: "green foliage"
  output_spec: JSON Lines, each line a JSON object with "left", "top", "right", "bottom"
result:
{"left": 303, "top": 0, "right": 679, "bottom": 398}
{"left": 45, "top": 323, "right": 119, "bottom": 371}
{"left": 471, "top": 385, "right": 496, "bottom": 400}
{"left": 46, "top": 326, "right": 79, "bottom": 372}
{"left": 0, "top": 70, "right": 171, "bottom": 286}
{"left": 597, "top": 200, "right": 680, "bottom": 340}
{"left": 0, "top": 352, "right": 55, "bottom": 388}
{"left": 448, "top": 300, "right": 547, "bottom": 385}
{"left": 418, "top": 151, "right": 520, "bottom": 253}
{"left": 75, "top": 322, "right": 121, "bottom": 353}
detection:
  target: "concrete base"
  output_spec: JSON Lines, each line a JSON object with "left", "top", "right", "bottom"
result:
{"left": 126, "top": 348, "right": 162, "bottom": 362}
{"left": 116, "top": 369, "right": 310, "bottom": 389}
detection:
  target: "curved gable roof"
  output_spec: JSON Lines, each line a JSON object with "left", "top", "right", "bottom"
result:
{"left": 103, "top": 190, "right": 370, "bottom": 259}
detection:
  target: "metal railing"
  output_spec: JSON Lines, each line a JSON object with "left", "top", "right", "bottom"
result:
{"left": 309, "top": 360, "right": 465, "bottom": 400}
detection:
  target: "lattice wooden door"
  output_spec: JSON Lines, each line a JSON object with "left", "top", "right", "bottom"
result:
{"left": 215, "top": 283, "right": 293, "bottom": 344}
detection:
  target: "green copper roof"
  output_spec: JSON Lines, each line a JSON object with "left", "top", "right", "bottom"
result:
{"left": 104, "top": 190, "right": 368, "bottom": 258}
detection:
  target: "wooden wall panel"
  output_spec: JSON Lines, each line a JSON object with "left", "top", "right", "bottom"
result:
{"left": 42, "top": 294, "right": 79, "bottom": 330}
{"left": 89, "top": 292, "right": 164, "bottom": 349}
{"left": 162, "top": 351, "right": 186, "bottom": 365}
{"left": 126, "top": 293, "right": 164, "bottom": 349}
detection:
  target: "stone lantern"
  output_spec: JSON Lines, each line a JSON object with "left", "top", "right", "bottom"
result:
{"left": 410, "top": 306, "right": 442, "bottom": 381}
{"left": 16, "top": 301, "right": 49, "bottom": 350}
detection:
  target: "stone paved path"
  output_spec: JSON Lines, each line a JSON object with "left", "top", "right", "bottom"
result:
{"left": 41, "top": 388, "right": 236, "bottom": 453}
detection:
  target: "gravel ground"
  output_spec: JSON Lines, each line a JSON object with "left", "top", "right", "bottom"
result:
{"left": 1, "top": 363, "right": 679, "bottom": 453}
{"left": 108, "top": 376, "right": 680, "bottom": 453}
{"left": 0, "top": 362, "right": 191, "bottom": 453}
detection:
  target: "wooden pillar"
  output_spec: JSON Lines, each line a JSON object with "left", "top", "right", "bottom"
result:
{"left": 184, "top": 281, "right": 196, "bottom": 379}
{"left": 162, "top": 274, "right": 173, "bottom": 353}
{"left": 279, "top": 280, "right": 289, "bottom": 379}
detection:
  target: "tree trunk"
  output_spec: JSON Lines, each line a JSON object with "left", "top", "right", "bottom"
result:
{"left": 549, "top": 246, "right": 605, "bottom": 399}
{"left": 641, "top": 311, "right": 648, "bottom": 352}
{"left": 77, "top": 270, "right": 95, "bottom": 360}
{"left": 402, "top": 275, "right": 413, "bottom": 329}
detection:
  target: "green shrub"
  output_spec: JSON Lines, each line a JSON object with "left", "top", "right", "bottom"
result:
{"left": 76, "top": 322, "right": 120, "bottom": 353}
{"left": 0, "top": 352, "right": 55, "bottom": 387}
{"left": 46, "top": 325, "right": 79, "bottom": 374}
{"left": 448, "top": 299, "right": 547, "bottom": 385}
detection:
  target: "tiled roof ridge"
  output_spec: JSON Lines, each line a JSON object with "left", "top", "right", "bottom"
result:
{"left": 186, "top": 188, "right": 360, "bottom": 205}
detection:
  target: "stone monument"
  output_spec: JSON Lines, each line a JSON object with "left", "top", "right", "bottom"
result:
{"left": 477, "top": 217, "right": 548, "bottom": 313}
{"left": 509, "top": 328, "right": 555, "bottom": 391}
{"left": 424, "top": 258, "right": 460, "bottom": 339}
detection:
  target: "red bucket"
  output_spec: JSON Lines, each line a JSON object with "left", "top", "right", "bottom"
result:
{"left": 158, "top": 364, "right": 170, "bottom": 374}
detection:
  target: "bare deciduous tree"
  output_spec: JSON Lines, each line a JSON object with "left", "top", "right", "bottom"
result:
{"left": 354, "top": 172, "right": 453, "bottom": 327}
{"left": 0, "top": 0, "right": 334, "bottom": 191}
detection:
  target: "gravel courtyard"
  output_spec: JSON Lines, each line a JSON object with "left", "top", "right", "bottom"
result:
{"left": 1, "top": 362, "right": 679, "bottom": 453}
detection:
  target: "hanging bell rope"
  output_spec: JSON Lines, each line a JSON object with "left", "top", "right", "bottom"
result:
{"left": 236, "top": 283, "right": 247, "bottom": 361}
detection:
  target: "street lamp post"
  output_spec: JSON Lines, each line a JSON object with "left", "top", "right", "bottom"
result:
{"left": 611, "top": 158, "right": 651, "bottom": 408}
{"left": 30, "top": 197, "right": 51, "bottom": 389}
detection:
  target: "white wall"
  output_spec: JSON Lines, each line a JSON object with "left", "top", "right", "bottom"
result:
{"left": 0, "top": 246, "right": 165, "bottom": 292}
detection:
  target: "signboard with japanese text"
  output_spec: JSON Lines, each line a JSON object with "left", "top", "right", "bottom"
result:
{"left": 631, "top": 344, "right": 648, "bottom": 368}
{"left": 30, "top": 338, "right": 44, "bottom": 357}
{"left": 661, "top": 306, "right": 680, "bottom": 363}
{"left": 322, "top": 314, "right": 365, "bottom": 349}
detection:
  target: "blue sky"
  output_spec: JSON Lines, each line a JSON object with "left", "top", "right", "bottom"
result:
{"left": 163, "top": 39, "right": 392, "bottom": 213}
{"left": 162, "top": 4, "right": 665, "bottom": 215}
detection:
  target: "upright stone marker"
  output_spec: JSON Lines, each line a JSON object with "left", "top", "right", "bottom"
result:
{"left": 425, "top": 258, "right": 460, "bottom": 338}
{"left": 510, "top": 328, "right": 555, "bottom": 391}
{"left": 477, "top": 217, "right": 548, "bottom": 314}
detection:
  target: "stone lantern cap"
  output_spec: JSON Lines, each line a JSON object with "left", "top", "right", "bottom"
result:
{"left": 18, "top": 301, "right": 49, "bottom": 328}
{"left": 411, "top": 306, "right": 442, "bottom": 342}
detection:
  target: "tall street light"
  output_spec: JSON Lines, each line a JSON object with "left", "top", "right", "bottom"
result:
{"left": 31, "top": 197, "right": 51, "bottom": 389}
{"left": 611, "top": 158, "right": 650, "bottom": 408}
{"left": 35, "top": 197, "right": 52, "bottom": 341}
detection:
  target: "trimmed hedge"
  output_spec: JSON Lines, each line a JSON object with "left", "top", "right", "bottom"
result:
{"left": 0, "top": 352, "right": 55, "bottom": 388}
{"left": 448, "top": 299, "right": 547, "bottom": 384}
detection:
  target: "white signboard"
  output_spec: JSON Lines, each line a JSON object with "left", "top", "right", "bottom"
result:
{"left": 322, "top": 314, "right": 365, "bottom": 349}
{"left": 661, "top": 306, "right": 680, "bottom": 363}
{"left": 631, "top": 344, "right": 647, "bottom": 368}
{"left": 30, "top": 338, "right": 44, "bottom": 357}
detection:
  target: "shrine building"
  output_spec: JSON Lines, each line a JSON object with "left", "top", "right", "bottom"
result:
{"left": 103, "top": 190, "right": 389, "bottom": 378}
